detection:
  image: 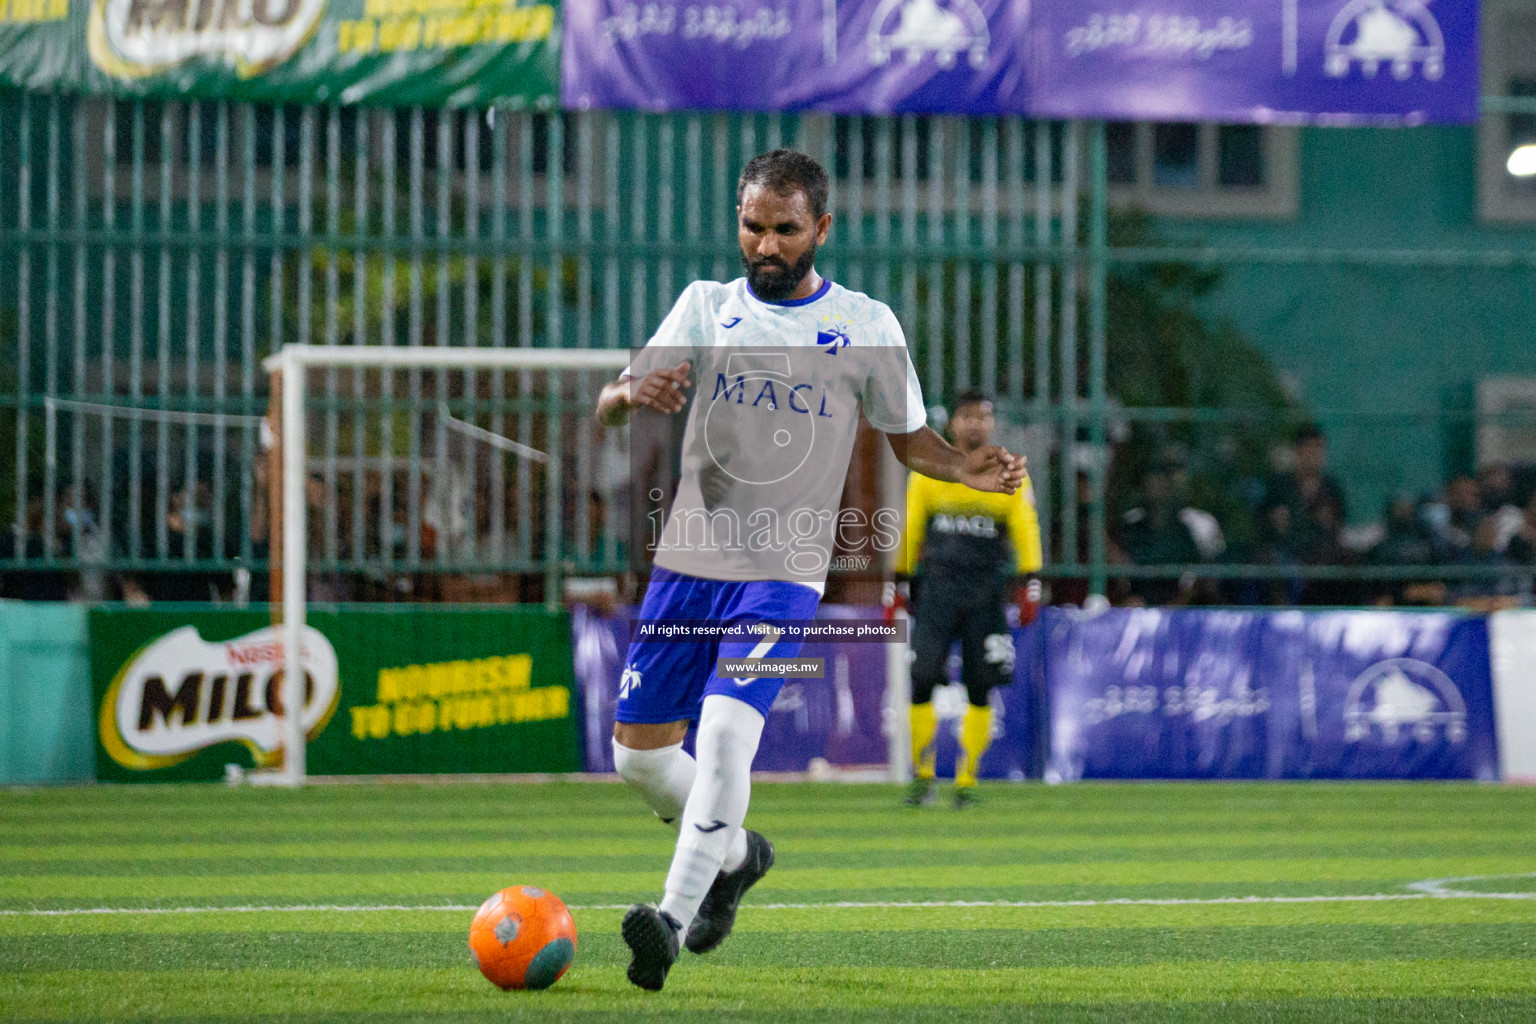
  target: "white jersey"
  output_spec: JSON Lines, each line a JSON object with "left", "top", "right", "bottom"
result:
{"left": 625, "top": 276, "right": 926, "bottom": 592}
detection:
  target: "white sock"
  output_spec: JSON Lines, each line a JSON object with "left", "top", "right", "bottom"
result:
{"left": 613, "top": 739, "right": 697, "bottom": 828}
{"left": 722, "top": 824, "right": 749, "bottom": 873}
{"left": 658, "top": 695, "right": 763, "bottom": 931}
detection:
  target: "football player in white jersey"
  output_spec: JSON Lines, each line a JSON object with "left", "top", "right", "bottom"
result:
{"left": 594, "top": 150, "right": 1027, "bottom": 991}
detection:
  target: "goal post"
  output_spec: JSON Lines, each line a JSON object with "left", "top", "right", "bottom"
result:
{"left": 263, "top": 345, "right": 631, "bottom": 786}
{"left": 261, "top": 344, "right": 911, "bottom": 787}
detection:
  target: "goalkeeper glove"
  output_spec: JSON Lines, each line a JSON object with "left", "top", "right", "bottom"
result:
{"left": 882, "top": 578, "right": 912, "bottom": 622}
{"left": 1015, "top": 577, "right": 1043, "bottom": 626}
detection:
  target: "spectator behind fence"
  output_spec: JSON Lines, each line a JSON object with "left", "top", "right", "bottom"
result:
{"left": 1506, "top": 491, "right": 1536, "bottom": 567}
{"left": 1055, "top": 470, "right": 1131, "bottom": 608}
{"left": 1479, "top": 462, "right": 1517, "bottom": 514}
{"left": 1452, "top": 515, "right": 1529, "bottom": 610}
{"left": 1117, "top": 456, "right": 1225, "bottom": 606}
{"left": 58, "top": 483, "right": 108, "bottom": 603}
{"left": 1368, "top": 493, "right": 1445, "bottom": 606}
{"left": 145, "top": 482, "right": 226, "bottom": 603}
{"left": 1478, "top": 463, "right": 1528, "bottom": 554}
{"left": 1434, "top": 475, "right": 1483, "bottom": 555}
{"left": 0, "top": 497, "right": 70, "bottom": 600}
{"left": 1258, "top": 423, "right": 1349, "bottom": 603}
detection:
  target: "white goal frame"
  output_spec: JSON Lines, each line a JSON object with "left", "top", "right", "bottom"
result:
{"left": 262, "top": 344, "right": 909, "bottom": 787}
{"left": 262, "top": 345, "right": 631, "bottom": 786}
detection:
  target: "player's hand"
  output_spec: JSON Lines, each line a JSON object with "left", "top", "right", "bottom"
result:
{"left": 626, "top": 361, "right": 692, "bottom": 415}
{"left": 958, "top": 445, "right": 1026, "bottom": 494}
{"left": 1016, "top": 577, "right": 1042, "bottom": 626}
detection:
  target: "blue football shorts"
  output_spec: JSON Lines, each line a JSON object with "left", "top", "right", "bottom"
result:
{"left": 615, "top": 567, "right": 823, "bottom": 724}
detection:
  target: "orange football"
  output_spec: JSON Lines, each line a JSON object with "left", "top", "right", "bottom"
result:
{"left": 468, "top": 885, "right": 578, "bottom": 990}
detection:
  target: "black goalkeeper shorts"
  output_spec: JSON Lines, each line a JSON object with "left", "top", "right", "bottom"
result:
{"left": 909, "top": 584, "right": 1015, "bottom": 707}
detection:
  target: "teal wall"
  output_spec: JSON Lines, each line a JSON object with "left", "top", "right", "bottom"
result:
{"left": 0, "top": 603, "right": 94, "bottom": 785}
{"left": 1183, "top": 125, "right": 1536, "bottom": 522}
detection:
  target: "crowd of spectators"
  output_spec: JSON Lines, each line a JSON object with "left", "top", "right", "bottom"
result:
{"left": 1110, "top": 424, "right": 1536, "bottom": 609}
{"left": 0, "top": 478, "right": 253, "bottom": 604}
{"left": 0, "top": 457, "right": 590, "bottom": 605}
{"left": 5, "top": 421, "right": 1535, "bottom": 609}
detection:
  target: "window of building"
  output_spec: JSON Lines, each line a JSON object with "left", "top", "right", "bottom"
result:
{"left": 529, "top": 112, "right": 574, "bottom": 177}
{"left": 1153, "top": 123, "right": 1201, "bottom": 187}
{"left": 831, "top": 115, "right": 1081, "bottom": 189}
{"left": 1507, "top": 78, "right": 1536, "bottom": 194}
{"left": 1023, "top": 121, "right": 1066, "bottom": 184}
{"left": 1106, "top": 121, "right": 1297, "bottom": 220}
{"left": 1479, "top": 2, "right": 1536, "bottom": 221}
{"left": 1106, "top": 122, "right": 1138, "bottom": 184}
{"left": 827, "top": 114, "right": 1290, "bottom": 217}
{"left": 386, "top": 108, "right": 553, "bottom": 176}
{"left": 1218, "top": 125, "right": 1265, "bottom": 187}
{"left": 254, "top": 105, "right": 305, "bottom": 169}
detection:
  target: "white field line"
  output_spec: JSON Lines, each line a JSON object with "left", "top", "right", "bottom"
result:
{"left": 1408, "top": 871, "right": 1536, "bottom": 899}
{"left": 4, "top": 886, "right": 1535, "bottom": 918}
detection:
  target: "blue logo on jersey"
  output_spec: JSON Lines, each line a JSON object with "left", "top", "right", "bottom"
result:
{"left": 815, "top": 328, "right": 850, "bottom": 354}
{"left": 721, "top": 317, "right": 742, "bottom": 329}
{"left": 713, "top": 374, "right": 835, "bottom": 418}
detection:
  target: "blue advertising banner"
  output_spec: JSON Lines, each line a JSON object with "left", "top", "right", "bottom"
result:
{"left": 563, "top": 1, "right": 1478, "bottom": 124}
{"left": 1030, "top": 1, "right": 1479, "bottom": 125}
{"left": 1046, "top": 608, "right": 1500, "bottom": 782}
{"left": 577, "top": 602, "right": 1499, "bottom": 783}
{"left": 925, "top": 618, "right": 1042, "bottom": 781}
{"left": 574, "top": 602, "right": 1043, "bottom": 779}
{"left": 1258, "top": 610, "right": 1499, "bottom": 779}
{"left": 572, "top": 603, "right": 894, "bottom": 774}
{"left": 562, "top": 0, "right": 1033, "bottom": 114}
{"left": 1045, "top": 608, "right": 1271, "bottom": 780}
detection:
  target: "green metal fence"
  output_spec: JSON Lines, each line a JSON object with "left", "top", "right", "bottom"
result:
{"left": 0, "top": 96, "right": 1099, "bottom": 598}
{"left": 3, "top": 89, "right": 1536, "bottom": 603}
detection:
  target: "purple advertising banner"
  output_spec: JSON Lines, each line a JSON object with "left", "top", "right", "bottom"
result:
{"left": 1030, "top": 1, "right": 1478, "bottom": 125}
{"left": 926, "top": 619, "right": 1043, "bottom": 781}
{"left": 573, "top": 603, "right": 893, "bottom": 774}
{"left": 563, "top": 1, "right": 1478, "bottom": 124}
{"left": 563, "top": 0, "right": 1032, "bottom": 114}
{"left": 573, "top": 602, "right": 1042, "bottom": 779}
{"left": 1045, "top": 608, "right": 1500, "bottom": 781}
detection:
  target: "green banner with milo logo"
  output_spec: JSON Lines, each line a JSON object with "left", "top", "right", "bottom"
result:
{"left": 0, "top": 0, "right": 556, "bottom": 106}
{"left": 90, "top": 605, "right": 579, "bottom": 782}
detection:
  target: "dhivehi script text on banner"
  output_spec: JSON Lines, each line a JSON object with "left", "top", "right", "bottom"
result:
{"left": 563, "top": 1, "right": 1478, "bottom": 124}
{"left": 1044, "top": 608, "right": 1500, "bottom": 782}
{"left": 0, "top": 0, "right": 559, "bottom": 106}
{"left": 0, "top": 2, "right": 1482, "bottom": 124}
{"left": 563, "top": 0, "right": 1033, "bottom": 114}
{"left": 1028, "top": 1, "right": 1479, "bottom": 125}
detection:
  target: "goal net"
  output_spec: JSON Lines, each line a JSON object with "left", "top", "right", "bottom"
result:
{"left": 263, "top": 344, "right": 912, "bottom": 785}
{"left": 264, "top": 345, "right": 631, "bottom": 784}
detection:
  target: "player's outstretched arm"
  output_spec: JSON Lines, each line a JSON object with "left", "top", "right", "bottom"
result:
{"left": 887, "top": 426, "right": 1026, "bottom": 494}
{"left": 595, "top": 361, "right": 692, "bottom": 427}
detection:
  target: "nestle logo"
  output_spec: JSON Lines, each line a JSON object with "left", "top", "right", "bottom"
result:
{"left": 225, "top": 640, "right": 303, "bottom": 666}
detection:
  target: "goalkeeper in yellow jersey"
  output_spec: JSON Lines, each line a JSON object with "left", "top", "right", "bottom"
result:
{"left": 893, "top": 390, "right": 1043, "bottom": 808}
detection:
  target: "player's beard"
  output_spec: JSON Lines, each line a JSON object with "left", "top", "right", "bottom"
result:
{"left": 743, "top": 243, "right": 817, "bottom": 302}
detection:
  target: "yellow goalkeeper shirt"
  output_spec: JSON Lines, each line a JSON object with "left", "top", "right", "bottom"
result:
{"left": 894, "top": 472, "right": 1044, "bottom": 582}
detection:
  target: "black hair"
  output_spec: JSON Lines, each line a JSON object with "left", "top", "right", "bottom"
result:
{"left": 737, "top": 150, "right": 830, "bottom": 220}
{"left": 1294, "top": 422, "right": 1326, "bottom": 445}
{"left": 952, "top": 389, "right": 994, "bottom": 414}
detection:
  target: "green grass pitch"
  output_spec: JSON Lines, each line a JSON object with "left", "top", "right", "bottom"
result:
{"left": 4, "top": 781, "right": 1536, "bottom": 1023}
